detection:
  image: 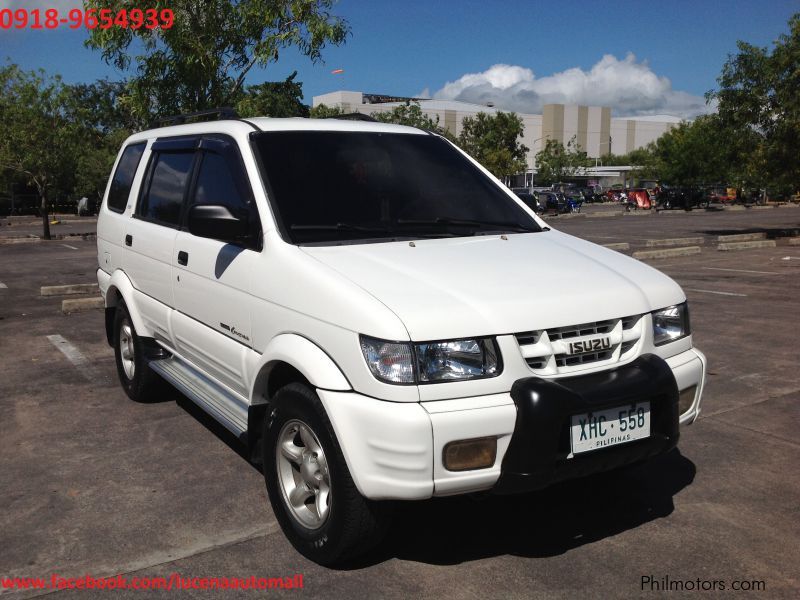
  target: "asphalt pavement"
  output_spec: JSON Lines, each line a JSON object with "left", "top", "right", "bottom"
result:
{"left": 1, "top": 207, "right": 798, "bottom": 598}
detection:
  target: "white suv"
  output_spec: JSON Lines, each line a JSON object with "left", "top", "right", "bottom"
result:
{"left": 97, "top": 114, "right": 706, "bottom": 565}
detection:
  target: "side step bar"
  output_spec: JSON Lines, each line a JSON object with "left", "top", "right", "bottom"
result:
{"left": 149, "top": 357, "right": 248, "bottom": 437}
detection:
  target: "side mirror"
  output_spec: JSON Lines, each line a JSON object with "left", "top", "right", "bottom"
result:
{"left": 188, "top": 204, "right": 249, "bottom": 243}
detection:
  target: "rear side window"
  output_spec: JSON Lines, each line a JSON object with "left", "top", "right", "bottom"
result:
{"left": 107, "top": 143, "right": 146, "bottom": 213}
{"left": 138, "top": 151, "right": 195, "bottom": 226}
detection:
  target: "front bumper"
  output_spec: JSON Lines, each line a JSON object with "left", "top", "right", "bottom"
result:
{"left": 318, "top": 348, "right": 706, "bottom": 500}
{"left": 494, "top": 353, "right": 679, "bottom": 494}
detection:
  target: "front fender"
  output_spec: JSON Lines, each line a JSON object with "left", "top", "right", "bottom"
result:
{"left": 250, "top": 334, "right": 351, "bottom": 403}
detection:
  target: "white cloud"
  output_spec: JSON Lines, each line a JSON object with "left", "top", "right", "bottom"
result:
{"left": 431, "top": 54, "right": 715, "bottom": 119}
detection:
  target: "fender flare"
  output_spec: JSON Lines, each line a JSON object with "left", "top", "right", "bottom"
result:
{"left": 250, "top": 334, "right": 351, "bottom": 403}
{"left": 102, "top": 269, "right": 151, "bottom": 339}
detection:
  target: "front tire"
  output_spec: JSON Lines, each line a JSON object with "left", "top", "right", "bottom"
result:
{"left": 263, "top": 383, "right": 390, "bottom": 565}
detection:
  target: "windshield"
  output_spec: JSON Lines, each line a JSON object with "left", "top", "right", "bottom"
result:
{"left": 252, "top": 131, "right": 541, "bottom": 244}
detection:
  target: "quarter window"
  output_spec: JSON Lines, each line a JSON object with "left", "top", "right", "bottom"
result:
{"left": 192, "top": 152, "right": 249, "bottom": 216}
{"left": 107, "top": 143, "right": 146, "bottom": 213}
{"left": 139, "top": 151, "right": 195, "bottom": 226}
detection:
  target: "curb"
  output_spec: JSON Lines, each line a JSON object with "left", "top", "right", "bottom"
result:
{"left": 0, "top": 236, "right": 39, "bottom": 245}
{"left": 633, "top": 246, "right": 702, "bottom": 259}
{"left": 61, "top": 297, "right": 104, "bottom": 314}
{"left": 586, "top": 212, "right": 623, "bottom": 218}
{"left": 646, "top": 237, "right": 705, "bottom": 247}
{"left": 42, "top": 283, "right": 99, "bottom": 297}
{"left": 622, "top": 211, "right": 652, "bottom": 217}
{"left": 716, "top": 232, "right": 767, "bottom": 242}
{"left": 717, "top": 240, "right": 777, "bottom": 251}
{"left": 603, "top": 243, "right": 630, "bottom": 251}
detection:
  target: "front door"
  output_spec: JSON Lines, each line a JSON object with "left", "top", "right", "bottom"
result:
{"left": 171, "top": 137, "right": 262, "bottom": 397}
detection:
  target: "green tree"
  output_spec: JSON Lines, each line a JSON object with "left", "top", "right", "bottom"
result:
{"left": 708, "top": 12, "right": 800, "bottom": 195}
{"left": 85, "top": 0, "right": 349, "bottom": 120}
{"left": 458, "top": 112, "right": 528, "bottom": 181}
{"left": 236, "top": 71, "right": 309, "bottom": 117}
{"left": 371, "top": 100, "right": 454, "bottom": 139}
{"left": 534, "top": 136, "right": 589, "bottom": 185}
{"left": 0, "top": 66, "right": 78, "bottom": 239}
{"left": 65, "top": 80, "right": 138, "bottom": 201}
{"left": 309, "top": 103, "right": 346, "bottom": 118}
{"left": 534, "top": 139, "right": 568, "bottom": 185}
{"left": 649, "top": 115, "right": 756, "bottom": 187}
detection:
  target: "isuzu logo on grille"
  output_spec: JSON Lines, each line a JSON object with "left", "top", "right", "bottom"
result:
{"left": 567, "top": 337, "right": 611, "bottom": 355}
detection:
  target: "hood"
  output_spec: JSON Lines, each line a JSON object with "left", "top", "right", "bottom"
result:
{"left": 301, "top": 230, "right": 685, "bottom": 340}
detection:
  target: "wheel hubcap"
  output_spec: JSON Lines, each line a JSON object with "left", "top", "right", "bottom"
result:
{"left": 276, "top": 419, "right": 331, "bottom": 530}
{"left": 119, "top": 320, "right": 135, "bottom": 380}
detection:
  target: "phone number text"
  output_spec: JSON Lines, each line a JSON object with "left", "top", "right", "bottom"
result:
{"left": 0, "top": 8, "right": 175, "bottom": 30}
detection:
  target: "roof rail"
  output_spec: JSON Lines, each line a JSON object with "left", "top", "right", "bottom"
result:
{"left": 324, "top": 113, "right": 378, "bottom": 122}
{"left": 151, "top": 107, "right": 240, "bottom": 128}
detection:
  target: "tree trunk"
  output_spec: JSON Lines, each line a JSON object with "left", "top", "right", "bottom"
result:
{"left": 40, "top": 190, "right": 51, "bottom": 240}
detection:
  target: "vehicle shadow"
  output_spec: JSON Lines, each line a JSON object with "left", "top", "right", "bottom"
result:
{"left": 160, "top": 385, "right": 696, "bottom": 567}
{"left": 698, "top": 226, "right": 800, "bottom": 239}
{"left": 360, "top": 449, "right": 695, "bottom": 567}
{"left": 167, "top": 391, "right": 265, "bottom": 475}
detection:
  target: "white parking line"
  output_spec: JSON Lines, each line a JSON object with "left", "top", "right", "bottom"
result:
{"left": 0, "top": 281, "right": 7, "bottom": 289}
{"left": 702, "top": 267, "right": 778, "bottom": 275}
{"left": 62, "top": 244, "right": 78, "bottom": 250}
{"left": 686, "top": 288, "right": 748, "bottom": 297}
{"left": 46, "top": 334, "right": 94, "bottom": 381}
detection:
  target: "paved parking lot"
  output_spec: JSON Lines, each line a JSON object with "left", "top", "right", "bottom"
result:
{"left": 1, "top": 208, "right": 799, "bottom": 598}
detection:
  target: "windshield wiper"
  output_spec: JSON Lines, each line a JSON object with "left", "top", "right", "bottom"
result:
{"left": 290, "top": 222, "right": 393, "bottom": 234}
{"left": 396, "top": 217, "right": 540, "bottom": 233}
{"left": 290, "top": 222, "right": 459, "bottom": 239}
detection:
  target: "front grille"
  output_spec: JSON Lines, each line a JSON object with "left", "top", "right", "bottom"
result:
{"left": 547, "top": 319, "right": 616, "bottom": 340}
{"left": 515, "top": 314, "right": 644, "bottom": 375}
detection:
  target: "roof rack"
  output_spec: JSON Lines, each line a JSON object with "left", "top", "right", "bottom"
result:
{"left": 151, "top": 107, "right": 240, "bottom": 128}
{"left": 324, "top": 113, "right": 378, "bottom": 122}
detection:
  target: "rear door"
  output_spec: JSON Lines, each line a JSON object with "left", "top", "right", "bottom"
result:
{"left": 171, "top": 136, "right": 262, "bottom": 397}
{"left": 123, "top": 137, "right": 199, "bottom": 341}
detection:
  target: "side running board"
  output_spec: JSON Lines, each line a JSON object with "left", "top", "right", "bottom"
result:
{"left": 148, "top": 357, "right": 248, "bottom": 437}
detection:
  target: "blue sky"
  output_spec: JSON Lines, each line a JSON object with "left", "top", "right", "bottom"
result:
{"left": 1, "top": 0, "right": 797, "bottom": 117}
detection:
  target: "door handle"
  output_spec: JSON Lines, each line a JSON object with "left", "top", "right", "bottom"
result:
{"left": 177, "top": 251, "right": 189, "bottom": 266}
{"left": 125, "top": 234, "right": 132, "bottom": 246}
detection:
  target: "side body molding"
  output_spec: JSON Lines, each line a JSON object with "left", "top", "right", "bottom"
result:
{"left": 250, "top": 334, "right": 351, "bottom": 403}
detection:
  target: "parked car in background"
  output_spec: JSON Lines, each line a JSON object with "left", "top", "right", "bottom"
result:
{"left": 656, "top": 187, "right": 710, "bottom": 210}
{"left": 577, "top": 187, "right": 601, "bottom": 203}
{"left": 538, "top": 191, "right": 582, "bottom": 214}
{"left": 511, "top": 188, "right": 544, "bottom": 213}
{"left": 707, "top": 187, "right": 735, "bottom": 204}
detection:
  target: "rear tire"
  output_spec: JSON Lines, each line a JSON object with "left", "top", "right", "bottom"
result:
{"left": 113, "top": 302, "right": 162, "bottom": 402}
{"left": 263, "top": 383, "right": 391, "bottom": 566}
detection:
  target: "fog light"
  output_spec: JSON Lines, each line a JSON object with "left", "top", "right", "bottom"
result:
{"left": 679, "top": 385, "right": 697, "bottom": 415}
{"left": 443, "top": 437, "right": 497, "bottom": 471}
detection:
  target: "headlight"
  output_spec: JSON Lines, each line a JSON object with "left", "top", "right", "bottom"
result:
{"left": 416, "top": 338, "right": 499, "bottom": 382}
{"left": 652, "top": 303, "right": 690, "bottom": 346}
{"left": 359, "top": 336, "right": 501, "bottom": 384}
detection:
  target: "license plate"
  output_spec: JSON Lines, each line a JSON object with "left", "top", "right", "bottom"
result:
{"left": 570, "top": 402, "right": 651, "bottom": 455}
